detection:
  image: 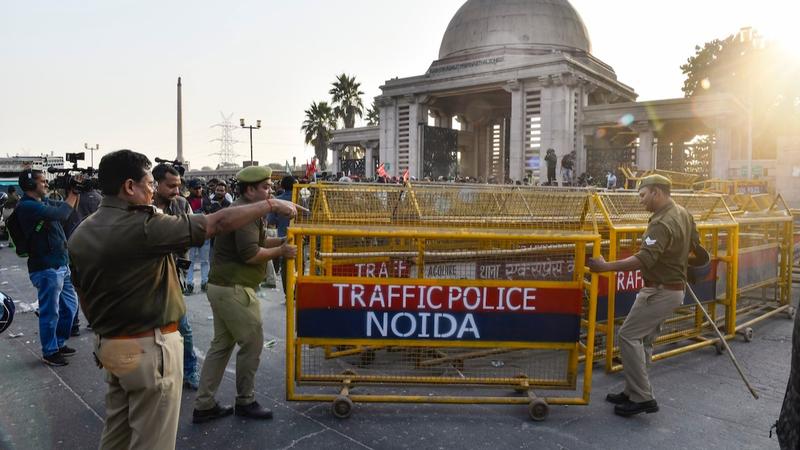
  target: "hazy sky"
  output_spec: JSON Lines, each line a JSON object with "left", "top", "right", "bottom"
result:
{"left": 1, "top": 0, "right": 796, "bottom": 170}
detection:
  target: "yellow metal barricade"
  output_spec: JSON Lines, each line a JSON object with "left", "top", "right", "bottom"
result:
{"left": 286, "top": 183, "right": 600, "bottom": 420}
{"left": 590, "top": 191, "right": 739, "bottom": 372}
{"left": 725, "top": 194, "right": 796, "bottom": 333}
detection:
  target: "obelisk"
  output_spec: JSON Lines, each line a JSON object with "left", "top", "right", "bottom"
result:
{"left": 176, "top": 76, "right": 184, "bottom": 163}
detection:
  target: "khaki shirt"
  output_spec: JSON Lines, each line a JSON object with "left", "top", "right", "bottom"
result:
{"left": 208, "top": 198, "right": 266, "bottom": 289}
{"left": 634, "top": 200, "right": 700, "bottom": 285}
{"left": 68, "top": 196, "right": 207, "bottom": 337}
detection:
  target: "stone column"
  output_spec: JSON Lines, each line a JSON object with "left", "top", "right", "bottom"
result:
{"left": 363, "top": 141, "right": 376, "bottom": 178}
{"left": 711, "top": 120, "right": 733, "bottom": 179}
{"left": 632, "top": 122, "right": 655, "bottom": 170}
{"left": 539, "top": 74, "right": 576, "bottom": 185}
{"left": 505, "top": 79, "right": 524, "bottom": 182}
{"left": 407, "top": 95, "right": 429, "bottom": 179}
{"left": 330, "top": 144, "right": 343, "bottom": 174}
{"left": 377, "top": 96, "right": 396, "bottom": 175}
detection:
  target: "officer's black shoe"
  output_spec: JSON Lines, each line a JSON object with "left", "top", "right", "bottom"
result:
{"left": 614, "top": 399, "right": 659, "bottom": 417}
{"left": 605, "top": 391, "right": 629, "bottom": 405}
{"left": 234, "top": 401, "right": 273, "bottom": 420}
{"left": 192, "top": 404, "right": 234, "bottom": 424}
{"left": 58, "top": 345, "right": 77, "bottom": 357}
{"left": 42, "top": 352, "right": 69, "bottom": 366}
{"left": 201, "top": 283, "right": 208, "bottom": 292}
{"left": 70, "top": 326, "right": 81, "bottom": 337}
{"left": 183, "top": 285, "right": 194, "bottom": 295}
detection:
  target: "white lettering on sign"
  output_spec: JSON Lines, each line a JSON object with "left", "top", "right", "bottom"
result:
{"left": 336, "top": 284, "right": 537, "bottom": 312}
{"left": 354, "top": 260, "right": 409, "bottom": 278}
{"left": 616, "top": 270, "right": 643, "bottom": 291}
{"left": 365, "top": 311, "right": 480, "bottom": 339}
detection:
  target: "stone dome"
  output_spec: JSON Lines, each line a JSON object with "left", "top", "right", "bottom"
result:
{"left": 438, "top": 0, "right": 591, "bottom": 59}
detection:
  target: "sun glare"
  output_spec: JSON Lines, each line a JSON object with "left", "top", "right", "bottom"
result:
{"left": 757, "top": 9, "right": 800, "bottom": 60}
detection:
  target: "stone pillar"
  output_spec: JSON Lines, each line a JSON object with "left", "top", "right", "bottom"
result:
{"left": 407, "top": 96, "right": 428, "bottom": 179}
{"left": 539, "top": 74, "right": 576, "bottom": 185}
{"left": 712, "top": 122, "right": 733, "bottom": 179}
{"left": 363, "top": 141, "right": 376, "bottom": 179}
{"left": 505, "top": 79, "right": 524, "bottom": 182}
{"left": 330, "top": 144, "right": 343, "bottom": 174}
{"left": 632, "top": 122, "right": 655, "bottom": 170}
{"left": 377, "top": 96, "right": 396, "bottom": 175}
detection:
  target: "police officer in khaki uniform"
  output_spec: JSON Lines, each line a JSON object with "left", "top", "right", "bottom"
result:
{"left": 68, "top": 150, "right": 299, "bottom": 449}
{"left": 588, "top": 174, "right": 700, "bottom": 417}
{"left": 193, "top": 166, "right": 297, "bottom": 423}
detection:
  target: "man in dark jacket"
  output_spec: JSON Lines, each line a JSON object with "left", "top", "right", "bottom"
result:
{"left": 14, "top": 169, "right": 79, "bottom": 366}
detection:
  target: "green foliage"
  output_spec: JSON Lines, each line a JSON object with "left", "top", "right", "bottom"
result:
{"left": 366, "top": 100, "right": 380, "bottom": 126}
{"left": 301, "top": 101, "right": 337, "bottom": 168}
{"left": 329, "top": 73, "right": 365, "bottom": 129}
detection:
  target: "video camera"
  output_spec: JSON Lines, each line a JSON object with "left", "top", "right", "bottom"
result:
{"left": 154, "top": 157, "right": 186, "bottom": 177}
{"left": 48, "top": 152, "right": 99, "bottom": 193}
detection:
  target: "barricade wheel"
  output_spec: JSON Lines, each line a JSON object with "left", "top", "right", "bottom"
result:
{"left": 332, "top": 395, "right": 353, "bottom": 419}
{"left": 514, "top": 374, "right": 529, "bottom": 393}
{"left": 714, "top": 341, "right": 725, "bottom": 355}
{"left": 743, "top": 327, "right": 754, "bottom": 343}
{"left": 528, "top": 398, "right": 549, "bottom": 422}
{"left": 787, "top": 307, "right": 796, "bottom": 320}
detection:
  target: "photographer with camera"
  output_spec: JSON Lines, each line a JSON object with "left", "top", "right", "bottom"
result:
{"left": 152, "top": 162, "right": 202, "bottom": 390}
{"left": 14, "top": 169, "right": 80, "bottom": 366}
{"left": 68, "top": 150, "right": 300, "bottom": 449}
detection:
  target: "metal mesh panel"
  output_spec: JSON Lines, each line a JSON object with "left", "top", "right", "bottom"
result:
{"left": 295, "top": 183, "right": 596, "bottom": 231}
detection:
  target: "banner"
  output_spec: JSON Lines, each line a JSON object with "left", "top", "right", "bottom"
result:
{"left": 296, "top": 281, "right": 583, "bottom": 342}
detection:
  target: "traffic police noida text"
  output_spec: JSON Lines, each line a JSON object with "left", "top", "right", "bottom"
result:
{"left": 332, "top": 283, "right": 540, "bottom": 339}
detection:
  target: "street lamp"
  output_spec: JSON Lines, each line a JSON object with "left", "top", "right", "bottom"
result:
{"left": 84, "top": 143, "right": 99, "bottom": 168}
{"left": 240, "top": 118, "right": 261, "bottom": 166}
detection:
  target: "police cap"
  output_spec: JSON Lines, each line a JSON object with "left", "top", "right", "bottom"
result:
{"left": 236, "top": 166, "right": 272, "bottom": 183}
{"left": 639, "top": 174, "right": 672, "bottom": 189}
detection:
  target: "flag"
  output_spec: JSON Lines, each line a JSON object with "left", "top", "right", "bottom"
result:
{"left": 402, "top": 168, "right": 410, "bottom": 183}
{"left": 377, "top": 163, "right": 387, "bottom": 178}
{"left": 285, "top": 160, "right": 291, "bottom": 174}
{"left": 305, "top": 158, "right": 317, "bottom": 179}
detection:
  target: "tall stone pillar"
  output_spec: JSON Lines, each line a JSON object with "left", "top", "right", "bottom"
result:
{"left": 363, "top": 141, "right": 376, "bottom": 178}
{"left": 505, "top": 79, "right": 525, "bottom": 182}
{"left": 407, "top": 96, "right": 428, "bottom": 179}
{"left": 539, "top": 74, "right": 576, "bottom": 184}
{"left": 330, "top": 144, "right": 342, "bottom": 174}
{"left": 378, "top": 97, "right": 396, "bottom": 173}
{"left": 712, "top": 121, "right": 733, "bottom": 179}
{"left": 632, "top": 122, "right": 655, "bottom": 170}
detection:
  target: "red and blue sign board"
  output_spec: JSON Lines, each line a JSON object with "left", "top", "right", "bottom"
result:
{"left": 296, "top": 281, "right": 583, "bottom": 343}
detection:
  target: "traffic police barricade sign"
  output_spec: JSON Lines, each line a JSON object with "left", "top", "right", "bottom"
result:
{"left": 720, "top": 193, "right": 795, "bottom": 337}
{"left": 286, "top": 182, "right": 601, "bottom": 420}
{"left": 589, "top": 191, "right": 739, "bottom": 372}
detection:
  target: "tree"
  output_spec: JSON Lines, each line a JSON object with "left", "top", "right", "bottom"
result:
{"left": 301, "top": 101, "right": 336, "bottom": 169}
{"left": 366, "top": 100, "right": 380, "bottom": 126}
{"left": 329, "top": 73, "right": 365, "bottom": 129}
{"left": 681, "top": 29, "right": 800, "bottom": 159}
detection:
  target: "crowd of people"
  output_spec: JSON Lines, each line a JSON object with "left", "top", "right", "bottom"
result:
{"left": 6, "top": 151, "right": 301, "bottom": 449}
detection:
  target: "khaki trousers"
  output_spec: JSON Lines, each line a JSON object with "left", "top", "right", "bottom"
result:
{"left": 618, "top": 287, "right": 684, "bottom": 403}
{"left": 194, "top": 283, "right": 263, "bottom": 411}
{"left": 94, "top": 329, "right": 183, "bottom": 450}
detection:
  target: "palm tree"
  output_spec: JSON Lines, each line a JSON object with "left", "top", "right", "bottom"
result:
{"left": 301, "top": 101, "right": 336, "bottom": 169}
{"left": 366, "top": 100, "right": 380, "bottom": 126}
{"left": 329, "top": 74, "right": 364, "bottom": 129}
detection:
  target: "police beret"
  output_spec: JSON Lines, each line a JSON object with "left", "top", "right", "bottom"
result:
{"left": 639, "top": 174, "right": 672, "bottom": 188}
{"left": 237, "top": 166, "right": 272, "bottom": 183}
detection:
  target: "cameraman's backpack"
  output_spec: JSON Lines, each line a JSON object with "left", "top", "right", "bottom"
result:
{"left": 6, "top": 210, "right": 41, "bottom": 257}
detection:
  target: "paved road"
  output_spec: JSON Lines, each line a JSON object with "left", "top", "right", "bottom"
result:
{"left": 0, "top": 248, "right": 793, "bottom": 449}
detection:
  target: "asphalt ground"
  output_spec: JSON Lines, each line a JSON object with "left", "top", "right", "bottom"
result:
{"left": 0, "top": 247, "right": 794, "bottom": 450}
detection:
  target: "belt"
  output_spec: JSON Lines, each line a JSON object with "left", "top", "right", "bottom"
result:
{"left": 643, "top": 280, "right": 685, "bottom": 291}
{"left": 106, "top": 322, "right": 179, "bottom": 340}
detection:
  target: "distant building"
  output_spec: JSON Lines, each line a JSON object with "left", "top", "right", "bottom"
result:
{"left": 0, "top": 154, "right": 65, "bottom": 181}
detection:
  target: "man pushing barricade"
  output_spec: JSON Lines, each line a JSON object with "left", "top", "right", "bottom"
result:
{"left": 192, "top": 166, "right": 298, "bottom": 423}
{"left": 588, "top": 174, "right": 701, "bottom": 417}
{"left": 67, "top": 150, "right": 300, "bottom": 450}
